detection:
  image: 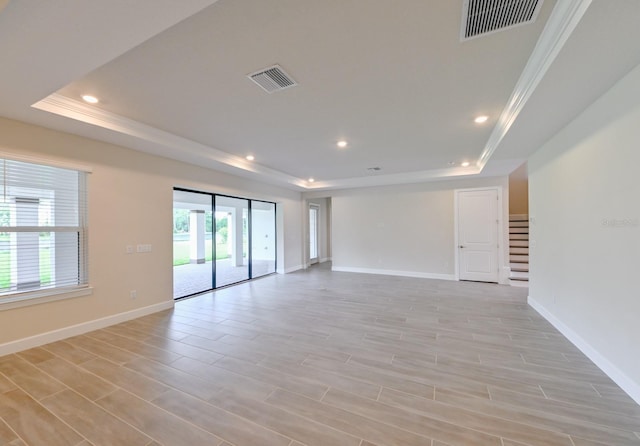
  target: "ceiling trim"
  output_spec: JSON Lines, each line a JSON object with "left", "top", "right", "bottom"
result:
{"left": 32, "top": 93, "right": 308, "bottom": 189}
{"left": 29, "top": 0, "right": 592, "bottom": 192}
{"left": 306, "top": 166, "right": 482, "bottom": 191}
{"left": 32, "top": 93, "right": 486, "bottom": 191}
{"left": 477, "top": 0, "right": 592, "bottom": 170}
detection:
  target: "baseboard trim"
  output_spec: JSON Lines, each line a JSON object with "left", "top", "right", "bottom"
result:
{"left": 278, "top": 264, "right": 304, "bottom": 274}
{"left": 320, "top": 257, "right": 331, "bottom": 263}
{"left": 501, "top": 266, "right": 512, "bottom": 285}
{"left": 332, "top": 266, "right": 455, "bottom": 281}
{"left": 0, "top": 300, "right": 175, "bottom": 356}
{"left": 528, "top": 296, "right": 640, "bottom": 405}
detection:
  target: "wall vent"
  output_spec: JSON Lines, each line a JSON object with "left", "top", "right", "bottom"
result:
{"left": 248, "top": 65, "right": 297, "bottom": 93}
{"left": 461, "top": 0, "right": 543, "bottom": 41}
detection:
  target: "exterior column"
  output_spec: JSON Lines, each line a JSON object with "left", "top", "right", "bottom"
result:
{"left": 14, "top": 197, "right": 40, "bottom": 290}
{"left": 189, "top": 210, "right": 205, "bottom": 264}
{"left": 236, "top": 207, "right": 245, "bottom": 267}
{"left": 229, "top": 207, "right": 245, "bottom": 267}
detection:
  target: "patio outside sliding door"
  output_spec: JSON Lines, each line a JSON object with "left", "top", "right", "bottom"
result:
{"left": 214, "top": 195, "right": 249, "bottom": 287}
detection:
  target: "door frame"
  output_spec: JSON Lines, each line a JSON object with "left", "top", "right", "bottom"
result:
{"left": 453, "top": 186, "right": 506, "bottom": 283}
{"left": 308, "top": 203, "right": 320, "bottom": 265}
{"left": 172, "top": 187, "right": 277, "bottom": 299}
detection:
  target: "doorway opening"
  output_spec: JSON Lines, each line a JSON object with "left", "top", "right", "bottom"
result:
{"left": 309, "top": 204, "right": 319, "bottom": 265}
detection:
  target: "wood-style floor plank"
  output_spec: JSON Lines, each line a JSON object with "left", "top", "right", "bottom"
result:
{"left": 0, "top": 389, "right": 83, "bottom": 446}
{"left": 0, "top": 263, "right": 638, "bottom": 445}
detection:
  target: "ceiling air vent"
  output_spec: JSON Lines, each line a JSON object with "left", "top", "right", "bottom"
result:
{"left": 461, "top": 0, "right": 543, "bottom": 41}
{"left": 248, "top": 65, "right": 297, "bottom": 93}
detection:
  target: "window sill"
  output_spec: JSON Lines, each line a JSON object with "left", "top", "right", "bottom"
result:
{"left": 0, "top": 286, "right": 93, "bottom": 311}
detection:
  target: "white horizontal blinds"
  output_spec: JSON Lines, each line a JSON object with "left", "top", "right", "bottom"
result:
{"left": 0, "top": 158, "right": 88, "bottom": 296}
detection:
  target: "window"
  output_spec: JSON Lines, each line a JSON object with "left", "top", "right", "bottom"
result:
{"left": 0, "top": 157, "right": 89, "bottom": 306}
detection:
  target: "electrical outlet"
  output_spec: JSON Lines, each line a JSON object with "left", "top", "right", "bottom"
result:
{"left": 126, "top": 245, "right": 133, "bottom": 254}
{"left": 130, "top": 290, "right": 137, "bottom": 299}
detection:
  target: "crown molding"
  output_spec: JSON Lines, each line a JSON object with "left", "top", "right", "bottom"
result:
{"left": 477, "top": 0, "right": 592, "bottom": 170}
{"left": 305, "top": 166, "right": 482, "bottom": 191}
{"left": 32, "top": 94, "right": 309, "bottom": 189}
{"left": 27, "top": 1, "right": 590, "bottom": 191}
{"left": 32, "top": 93, "right": 487, "bottom": 190}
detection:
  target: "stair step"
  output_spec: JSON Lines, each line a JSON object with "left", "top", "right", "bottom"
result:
{"left": 509, "top": 279, "right": 529, "bottom": 288}
{"left": 509, "top": 240, "right": 529, "bottom": 248}
{"left": 510, "top": 263, "right": 529, "bottom": 272}
{"left": 510, "top": 247, "right": 529, "bottom": 255}
{"left": 510, "top": 270, "right": 529, "bottom": 280}
{"left": 509, "top": 214, "right": 529, "bottom": 222}
{"left": 510, "top": 254, "right": 529, "bottom": 263}
{"left": 509, "top": 227, "right": 529, "bottom": 234}
{"left": 510, "top": 233, "right": 529, "bottom": 241}
{"left": 509, "top": 221, "right": 529, "bottom": 228}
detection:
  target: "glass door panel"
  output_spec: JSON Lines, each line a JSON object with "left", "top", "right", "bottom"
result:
{"left": 215, "top": 195, "right": 249, "bottom": 287}
{"left": 251, "top": 201, "right": 276, "bottom": 278}
{"left": 173, "top": 190, "right": 213, "bottom": 298}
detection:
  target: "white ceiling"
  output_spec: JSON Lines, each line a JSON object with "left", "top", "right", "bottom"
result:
{"left": 1, "top": 0, "right": 639, "bottom": 191}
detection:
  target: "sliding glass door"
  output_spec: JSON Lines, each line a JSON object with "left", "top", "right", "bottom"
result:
{"left": 214, "top": 195, "right": 249, "bottom": 288}
{"left": 173, "top": 189, "right": 276, "bottom": 299}
{"left": 172, "top": 190, "right": 213, "bottom": 298}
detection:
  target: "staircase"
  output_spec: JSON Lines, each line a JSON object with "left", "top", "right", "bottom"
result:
{"left": 509, "top": 214, "right": 529, "bottom": 287}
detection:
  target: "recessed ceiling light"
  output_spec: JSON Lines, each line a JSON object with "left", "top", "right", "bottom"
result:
{"left": 474, "top": 115, "right": 488, "bottom": 124}
{"left": 337, "top": 140, "right": 348, "bottom": 148}
{"left": 246, "top": 155, "right": 255, "bottom": 161}
{"left": 308, "top": 178, "right": 315, "bottom": 183}
{"left": 82, "top": 95, "right": 99, "bottom": 104}
{"left": 461, "top": 161, "right": 470, "bottom": 167}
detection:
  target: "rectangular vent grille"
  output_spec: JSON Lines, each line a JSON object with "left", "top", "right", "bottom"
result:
{"left": 248, "top": 65, "right": 297, "bottom": 93}
{"left": 461, "top": 0, "right": 543, "bottom": 41}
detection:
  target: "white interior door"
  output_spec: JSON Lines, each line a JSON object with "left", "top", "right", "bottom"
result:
{"left": 456, "top": 188, "right": 499, "bottom": 282}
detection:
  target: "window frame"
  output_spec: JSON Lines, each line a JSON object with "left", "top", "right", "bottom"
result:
{"left": 0, "top": 152, "right": 92, "bottom": 310}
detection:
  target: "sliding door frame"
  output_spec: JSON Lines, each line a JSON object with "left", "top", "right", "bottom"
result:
{"left": 173, "top": 187, "right": 277, "bottom": 298}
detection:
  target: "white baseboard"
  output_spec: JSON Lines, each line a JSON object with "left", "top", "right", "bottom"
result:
{"left": 501, "top": 266, "right": 511, "bottom": 285}
{"left": 278, "top": 264, "right": 304, "bottom": 274}
{"left": 320, "top": 257, "right": 331, "bottom": 263}
{"left": 0, "top": 300, "right": 175, "bottom": 357}
{"left": 528, "top": 296, "right": 640, "bottom": 405}
{"left": 332, "top": 266, "right": 455, "bottom": 281}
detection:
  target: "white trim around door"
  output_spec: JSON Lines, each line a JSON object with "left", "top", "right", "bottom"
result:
{"left": 454, "top": 187, "right": 504, "bottom": 283}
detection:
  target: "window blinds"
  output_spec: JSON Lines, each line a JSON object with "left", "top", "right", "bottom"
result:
{"left": 0, "top": 158, "right": 88, "bottom": 297}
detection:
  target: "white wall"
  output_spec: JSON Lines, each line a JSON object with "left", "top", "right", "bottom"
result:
{"left": 324, "top": 177, "right": 510, "bottom": 281}
{"left": 508, "top": 162, "right": 529, "bottom": 215}
{"left": 251, "top": 205, "right": 276, "bottom": 262}
{"left": 0, "top": 117, "right": 303, "bottom": 350}
{"left": 528, "top": 63, "right": 640, "bottom": 403}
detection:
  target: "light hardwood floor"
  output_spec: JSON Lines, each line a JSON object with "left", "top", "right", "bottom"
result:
{"left": 1, "top": 263, "right": 639, "bottom": 445}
